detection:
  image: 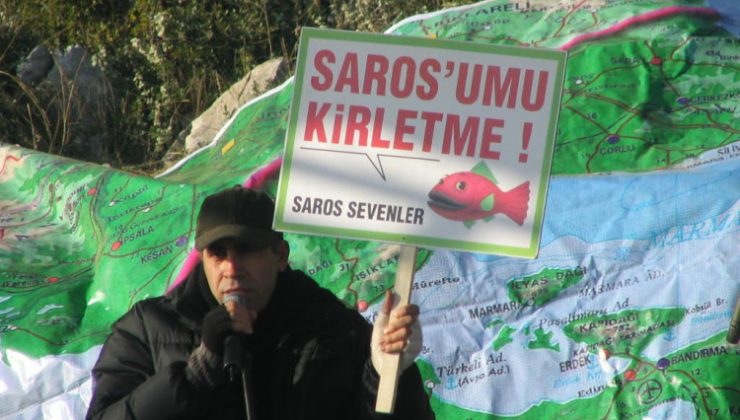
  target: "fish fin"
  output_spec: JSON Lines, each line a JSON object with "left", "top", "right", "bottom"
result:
{"left": 463, "top": 220, "right": 475, "bottom": 229}
{"left": 480, "top": 194, "right": 495, "bottom": 212}
{"left": 471, "top": 161, "right": 497, "bottom": 184}
{"left": 497, "top": 181, "right": 530, "bottom": 225}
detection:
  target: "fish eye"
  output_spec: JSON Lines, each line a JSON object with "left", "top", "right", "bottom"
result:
{"left": 456, "top": 181, "right": 466, "bottom": 190}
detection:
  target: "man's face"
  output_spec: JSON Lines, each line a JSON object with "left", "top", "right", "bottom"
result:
{"left": 201, "top": 238, "right": 289, "bottom": 312}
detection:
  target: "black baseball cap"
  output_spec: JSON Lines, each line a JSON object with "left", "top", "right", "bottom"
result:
{"left": 195, "top": 186, "right": 282, "bottom": 251}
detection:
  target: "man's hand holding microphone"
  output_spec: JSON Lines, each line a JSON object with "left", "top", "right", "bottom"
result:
{"left": 186, "top": 292, "right": 256, "bottom": 389}
{"left": 186, "top": 287, "right": 424, "bottom": 412}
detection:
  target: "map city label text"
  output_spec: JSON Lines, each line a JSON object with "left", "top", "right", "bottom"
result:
{"left": 469, "top": 300, "right": 522, "bottom": 319}
{"left": 436, "top": 358, "right": 483, "bottom": 377}
{"left": 559, "top": 354, "right": 593, "bottom": 373}
{"left": 577, "top": 313, "right": 639, "bottom": 333}
{"left": 579, "top": 275, "right": 640, "bottom": 299}
{"left": 538, "top": 309, "right": 607, "bottom": 329}
{"left": 353, "top": 254, "right": 399, "bottom": 280}
{"left": 412, "top": 276, "right": 461, "bottom": 291}
{"left": 669, "top": 345, "right": 728, "bottom": 365}
{"left": 685, "top": 301, "right": 711, "bottom": 315}
{"left": 577, "top": 384, "right": 606, "bottom": 398}
{"left": 140, "top": 244, "right": 174, "bottom": 265}
{"left": 120, "top": 225, "right": 155, "bottom": 244}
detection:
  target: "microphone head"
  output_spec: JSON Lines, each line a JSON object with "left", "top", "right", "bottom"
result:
{"left": 223, "top": 293, "right": 247, "bottom": 307}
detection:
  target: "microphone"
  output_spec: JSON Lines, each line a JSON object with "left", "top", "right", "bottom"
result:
{"left": 222, "top": 293, "right": 249, "bottom": 382}
{"left": 223, "top": 292, "right": 256, "bottom": 420}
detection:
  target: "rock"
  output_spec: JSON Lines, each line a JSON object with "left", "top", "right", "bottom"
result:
{"left": 18, "top": 44, "right": 114, "bottom": 163}
{"left": 16, "top": 45, "right": 53, "bottom": 86}
{"left": 183, "top": 57, "right": 289, "bottom": 153}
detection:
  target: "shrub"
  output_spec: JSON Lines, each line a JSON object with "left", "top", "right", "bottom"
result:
{"left": 0, "top": 0, "right": 464, "bottom": 173}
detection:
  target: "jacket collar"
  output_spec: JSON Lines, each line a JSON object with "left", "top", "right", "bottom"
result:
{"left": 169, "top": 263, "right": 213, "bottom": 330}
{"left": 168, "top": 264, "right": 345, "bottom": 337}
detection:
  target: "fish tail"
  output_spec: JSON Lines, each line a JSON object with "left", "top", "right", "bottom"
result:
{"left": 498, "top": 181, "right": 530, "bottom": 225}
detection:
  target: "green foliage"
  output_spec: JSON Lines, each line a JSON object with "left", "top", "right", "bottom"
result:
{"left": 0, "top": 0, "right": 467, "bottom": 173}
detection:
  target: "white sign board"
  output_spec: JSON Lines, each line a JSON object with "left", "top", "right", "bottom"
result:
{"left": 276, "top": 28, "right": 566, "bottom": 258}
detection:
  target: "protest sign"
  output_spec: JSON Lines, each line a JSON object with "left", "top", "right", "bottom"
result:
{"left": 276, "top": 28, "right": 566, "bottom": 258}
{"left": 275, "top": 27, "right": 566, "bottom": 412}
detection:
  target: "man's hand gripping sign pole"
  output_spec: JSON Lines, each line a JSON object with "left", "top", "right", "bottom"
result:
{"left": 275, "top": 28, "right": 566, "bottom": 413}
{"left": 373, "top": 245, "right": 419, "bottom": 412}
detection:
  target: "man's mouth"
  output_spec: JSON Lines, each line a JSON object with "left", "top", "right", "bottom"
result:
{"left": 224, "top": 287, "right": 248, "bottom": 294}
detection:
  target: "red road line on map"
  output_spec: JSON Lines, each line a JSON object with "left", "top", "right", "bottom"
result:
{"left": 666, "top": 368, "right": 712, "bottom": 414}
{"left": 11, "top": 326, "right": 75, "bottom": 346}
{"left": 168, "top": 249, "right": 202, "bottom": 293}
{"left": 562, "top": 104, "right": 608, "bottom": 173}
{"left": 12, "top": 326, "right": 109, "bottom": 346}
{"left": 551, "top": 48, "right": 734, "bottom": 173}
{"left": 600, "top": 351, "right": 645, "bottom": 419}
{"left": 334, "top": 239, "right": 361, "bottom": 302}
{"left": 575, "top": 92, "right": 724, "bottom": 131}
{"left": 553, "top": 0, "right": 589, "bottom": 39}
{"left": 559, "top": 7, "right": 719, "bottom": 51}
{"left": 129, "top": 251, "right": 186, "bottom": 307}
{"left": 87, "top": 176, "right": 108, "bottom": 251}
{"left": 601, "top": 351, "right": 716, "bottom": 418}
{"left": 0, "top": 155, "right": 21, "bottom": 175}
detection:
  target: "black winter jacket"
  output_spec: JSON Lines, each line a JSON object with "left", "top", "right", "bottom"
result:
{"left": 87, "top": 266, "right": 434, "bottom": 420}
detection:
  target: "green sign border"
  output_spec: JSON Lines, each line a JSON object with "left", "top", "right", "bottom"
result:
{"left": 276, "top": 27, "right": 567, "bottom": 258}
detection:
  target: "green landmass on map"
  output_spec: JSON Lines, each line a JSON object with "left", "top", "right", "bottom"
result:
{"left": 286, "top": 236, "right": 431, "bottom": 309}
{"left": 650, "top": 332, "right": 740, "bottom": 419}
{"left": 563, "top": 308, "right": 686, "bottom": 355}
{"left": 558, "top": 31, "right": 739, "bottom": 175}
{"left": 486, "top": 319, "right": 504, "bottom": 329}
{"left": 492, "top": 325, "right": 516, "bottom": 351}
{"left": 425, "top": 332, "right": 738, "bottom": 420}
{"left": 596, "top": 332, "right": 739, "bottom": 420}
{"left": 393, "top": 1, "right": 738, "bottom": 175}
{"left": 507, "top": 266, "right": 586, "bottom": 306}
{"left": 527, "top": 328, "right": 560, "bottom": 352}
{"left": 0, "top": 153, "right": 202, "bottom": 357}
{"left": 416, "top": 358, "right": 442, "bottom": 400}
{"left": 159, "top": 87, "right": 294, "bottom": 185}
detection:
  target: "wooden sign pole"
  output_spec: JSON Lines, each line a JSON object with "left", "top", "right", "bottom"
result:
{"left": 375, "top": 244, "right": 418, "bottom": 414}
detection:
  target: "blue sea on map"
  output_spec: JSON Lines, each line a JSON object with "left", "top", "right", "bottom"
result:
{"left": 709, "top": 0, "right": 740, "bottom": 35}
{"left": 392, "top": 157, "right": 738, "bottom": 415}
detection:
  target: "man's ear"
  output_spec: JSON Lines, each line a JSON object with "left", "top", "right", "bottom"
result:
{"left": 275, "top": 240, "right": 290, "bottom": 271}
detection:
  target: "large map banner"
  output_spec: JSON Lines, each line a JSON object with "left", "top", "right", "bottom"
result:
{"left": 1, "top": 1, "right": 738, "bottom": 419}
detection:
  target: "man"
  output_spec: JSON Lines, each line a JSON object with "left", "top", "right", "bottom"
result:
{"left": 87, "top": 186, "right": 434, "bottom": 419}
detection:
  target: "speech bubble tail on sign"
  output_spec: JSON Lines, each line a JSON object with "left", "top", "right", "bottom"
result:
{"left": 365, "top": 153, "right": 387, "bottom": 181}
{"left": 300, "top": 147, "right": 389, "bottom": 180}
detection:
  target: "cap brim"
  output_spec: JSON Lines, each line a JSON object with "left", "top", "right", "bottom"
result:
{"left": 195, "top": 225, "right": 275, "bottom": 251}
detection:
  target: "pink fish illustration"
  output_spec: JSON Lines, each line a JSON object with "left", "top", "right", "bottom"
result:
{"left": 427, "top": 162, "right": 530, "bottom": 228}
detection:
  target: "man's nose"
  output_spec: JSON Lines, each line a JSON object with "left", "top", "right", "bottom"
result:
{"left": 220, "top": 248, "right": 242, "bottom": 273}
